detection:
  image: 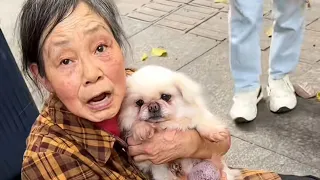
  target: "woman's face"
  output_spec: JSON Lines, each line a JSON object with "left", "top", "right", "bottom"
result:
{"left": 37, "top": 2, "right": 126, "bottom": 122}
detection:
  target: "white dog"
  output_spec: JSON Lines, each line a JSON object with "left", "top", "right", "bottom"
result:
{"left": 120, "top": 65, "right": 239, "bottom": 180}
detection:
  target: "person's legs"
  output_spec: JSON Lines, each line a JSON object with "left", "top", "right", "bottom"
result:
{"left": 229, "top": 0, "right": 264, "bottom": 122}
{"left": 268, "top": 0, "right": 305, "bottom": 113}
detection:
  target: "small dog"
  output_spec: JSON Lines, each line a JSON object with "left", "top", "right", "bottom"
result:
{"left": 120, "top": 65, "right": 239, "bottom": 180}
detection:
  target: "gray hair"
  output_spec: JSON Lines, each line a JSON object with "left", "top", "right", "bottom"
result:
{"left": 18, "top": 0, "right": 128, "bottom": 97}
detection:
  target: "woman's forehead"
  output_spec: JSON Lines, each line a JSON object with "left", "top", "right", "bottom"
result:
{"left": 46, "top": 2, "right": 111, "bottom": 42}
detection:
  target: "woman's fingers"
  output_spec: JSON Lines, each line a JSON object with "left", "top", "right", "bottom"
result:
{"left": 127, "top": 136, "right": 142, "bottom": 146}
{"left": 128, "top": 144, "right": 146, "bottom": 156}
{"left": 133, "top": 154, "right": 149, "bottom": 162}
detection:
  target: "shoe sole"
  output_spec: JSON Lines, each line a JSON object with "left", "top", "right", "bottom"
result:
{"left": 271, "top": 107, "right": 293, "bottom": 114}
{"left": 234, "top": 87, "right": 263, "bottom": 123}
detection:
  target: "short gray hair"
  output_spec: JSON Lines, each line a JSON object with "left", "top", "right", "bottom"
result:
{"left": 18, "top": 0, "right": 128, "bottom": 95}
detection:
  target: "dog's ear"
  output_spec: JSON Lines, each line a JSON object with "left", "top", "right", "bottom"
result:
{"left": 174, "top": 72, "right": 205, "bottom": 107}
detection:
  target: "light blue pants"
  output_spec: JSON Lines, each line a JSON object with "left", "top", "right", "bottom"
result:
{"left": 229, "top": 0, "right": 305, "bottom": 93}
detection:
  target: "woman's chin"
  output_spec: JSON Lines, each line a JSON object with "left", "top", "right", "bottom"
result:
{"left": 86, "top": 106, "right": 119, "bottom": 123}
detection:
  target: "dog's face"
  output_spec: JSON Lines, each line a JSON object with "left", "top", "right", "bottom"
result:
{"left": 120, "top": 65, "right": 203, "bottom": 131}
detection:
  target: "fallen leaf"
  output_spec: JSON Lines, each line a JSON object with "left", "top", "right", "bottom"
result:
{"left": 317, "top": 92, "right": 320, "bottom": 101}
{"left": 141, "top": 53, "right": 148, "bottom": 61}
{"left": 151, "top": 48, "right": 167, "bottom": 57}
{"left": 214, "top": 0, "right": 228, "bottom": 4}
{"left": 265, "top": 26, "right": 273, "bottom": 38}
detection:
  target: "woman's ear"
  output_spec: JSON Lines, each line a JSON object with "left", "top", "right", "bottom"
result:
{"left": 30, "top": 63, "right": 54, "bottom": 93}
{"left": 174, "top": 72, "right": 204, "bottom": 107}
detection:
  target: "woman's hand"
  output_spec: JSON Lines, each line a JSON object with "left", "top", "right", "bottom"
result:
{"left": 127, "top": 128, "right": 231, "bottom": 164}
{"left": 127, "top": 129, "right": 196, "bottom": 164}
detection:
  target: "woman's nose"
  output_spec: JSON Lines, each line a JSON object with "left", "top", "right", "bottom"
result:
{"left": 82, "top": 59, "right": 103, "bottom": 85}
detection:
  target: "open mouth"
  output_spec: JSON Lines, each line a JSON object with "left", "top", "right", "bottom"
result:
{"left": 88, "top": 92, "right": 109, "bottom": 104}
{"left": 86, "top": 92, "right": 113, "bottom": 111}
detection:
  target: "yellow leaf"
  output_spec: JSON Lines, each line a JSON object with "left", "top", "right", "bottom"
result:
{"left": 214, "top": 0, "right": 228, "bottom": 4}
{"left": 151, "top": 48, "right": 167, "bottom": 57}
{"left": 265, "top": 26, "right": 273, "bottom": 37}
{"left": 317, "top": 92, "right": 320, "bottom": 101}
{"left": 141, "top": 53, "right": 148, "bottom": 61}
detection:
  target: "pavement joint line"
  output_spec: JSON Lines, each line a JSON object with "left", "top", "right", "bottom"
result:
{"left": 132, "top": 10, "right": 163, "bottom": 18}
{"left": 176, "top": 38, "right": 225, "bottom": 71}
{"left": 306, "top": 17, "right": 319, "bottom": 27}
{"left": 185, "top": 10, "right": 220, "bottom": 33}
{"left": 141, "top": 4, "right": 170, "bottom": 13}
{"left": 151, "top": 1, "right": 183, "bottom": 8}
{"left": 230, "top": 134, "right": 320, "bottom": 171}
{"left": 189, "top": 32, "right": 226, "bottom": 41}
{"left": 127, "top": 3, "right": 189, "bottom": 38}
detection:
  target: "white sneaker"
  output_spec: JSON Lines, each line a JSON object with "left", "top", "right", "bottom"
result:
{"left": 230, "top": 87, "right": 263, "bottom": 123}
{"left": 267, "top": 75, "right": 297, "bottom": 113}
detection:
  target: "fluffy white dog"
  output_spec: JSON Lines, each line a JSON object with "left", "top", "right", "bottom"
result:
{"left": 120, "top": 65, "right": 238, "bottom": 180}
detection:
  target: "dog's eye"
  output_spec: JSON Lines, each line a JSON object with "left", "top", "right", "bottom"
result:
{"left": 161, "top": 94, "right": 171, "bottom": 102}
{"left": 136, "top": 99, "right": 144, "bottom": 106}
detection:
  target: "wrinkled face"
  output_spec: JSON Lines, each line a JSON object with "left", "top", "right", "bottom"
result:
{"left": 36, "top": 2, "right": 126, "bottom": 122}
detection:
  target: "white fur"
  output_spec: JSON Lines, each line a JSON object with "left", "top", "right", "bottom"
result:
{"left": 119, "top": 65, "right": 239, "bottom": 180}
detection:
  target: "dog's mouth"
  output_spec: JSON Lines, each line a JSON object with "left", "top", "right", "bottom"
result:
{"left": 147, "top": 115, "right": 166, "bottom": 123}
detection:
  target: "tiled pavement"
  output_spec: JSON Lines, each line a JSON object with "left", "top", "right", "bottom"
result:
{"left": 1, "top": 0, "right": 320, "bottom": 177}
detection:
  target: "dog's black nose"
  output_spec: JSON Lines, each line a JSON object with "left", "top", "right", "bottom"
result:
{"left": 148, "top": 102, "right": 160, "bottom": 113}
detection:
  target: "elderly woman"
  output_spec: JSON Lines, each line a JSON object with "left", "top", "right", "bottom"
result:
{"left": 19, "top": 0, "right": 314, "bottom": 180}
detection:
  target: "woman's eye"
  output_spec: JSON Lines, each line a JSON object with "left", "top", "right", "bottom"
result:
{"left": 96, "top": 45, "right": 107, "bottom": 54}
{"left": 60, "top": 59, "right": 72, "bottom": 65}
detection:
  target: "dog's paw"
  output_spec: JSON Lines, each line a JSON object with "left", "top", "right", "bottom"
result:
{"left": 198, "top": 126, "right": 229, "bottom": 142}
{"left": 132, "top": 121, "right": 155, "bottom": 141}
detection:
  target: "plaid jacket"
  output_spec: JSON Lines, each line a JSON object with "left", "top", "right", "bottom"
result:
{"left": 21, "top": 69, "right": 282, "bottom": 180}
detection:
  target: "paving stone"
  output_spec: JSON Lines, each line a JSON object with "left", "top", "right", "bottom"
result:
{"left": 165, "top": 14, "right": 199, "bottom": 25}
{"left": 135, "top": 7, "right": 168, "bottom": 17}
{"left": 189, "top": 12, "right": 228, "bottom": 40}
{"left": 189, "top": 28, "right": 226, "bottom": 40}
{"left": 126, "top": 25, "right": 218, "bottom": 69}
{"left": 170, "top": 0, "right": 192, "bottom": 3}
{"left": 300, "top": 48, "right": 320, "bottom": 64}
{"left": 174, "top": 6, "right": 209, "bottom": 20}
{"left": 302, "top": 30, "right": 320, "bottom": 51}
{"left": 197, "top": 12, "right": 228, "bottom": 33}
{"left": 127, "top": 11, "right": 159, "bottom": 22}
{"left": 183, "top": 4, "right": 218, "bottom": 14}
{"left": 219, "top": 4, "right": 229, "bottom": 12}
{"left": 260, "top": 18, "right": 273, "bottom": 50}
{"left": 152, "top": 0, "right": 183, "bottom": 7}
{"left": 227, "top": 138, "right": 320, "bottom": 176}
{"left": 156, "top": 18, "right": 193, "bottom": 31}
{"left": 117, "top": 3, "right": 139, "bottom": 16}
{"left": 121, "top": 16, "right": 151, "bottom": 37}
{"left": 116, "top": 0, "right": 150, "bottom": 16}
{"left": 191, "top": 0, "right": 225, "bottom": 9}
{"left": 307, "top": 19, "right": 320, "bottom": 32}
{"left": 144, "top": 2, "right": 177, "bottom": 12}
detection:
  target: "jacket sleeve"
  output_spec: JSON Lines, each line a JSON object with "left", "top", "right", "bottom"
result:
{"left": 21, "top": 152, "right": 100, "bottom": 180}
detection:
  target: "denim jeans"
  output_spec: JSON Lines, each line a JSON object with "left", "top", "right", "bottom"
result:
{"left": 229, "top": 0, "right": 305, "bottom": 93}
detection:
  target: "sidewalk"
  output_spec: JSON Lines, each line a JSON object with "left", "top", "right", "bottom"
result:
{"left": 1, "top": 0, "right": 319, "bottom": 176}
{"left": 117, "top": 0, "right": 320, "bottom": 176}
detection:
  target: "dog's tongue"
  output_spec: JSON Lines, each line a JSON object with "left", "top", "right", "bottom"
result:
{"left": 90, "top": 93, "right": 106, "bottom": 102}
